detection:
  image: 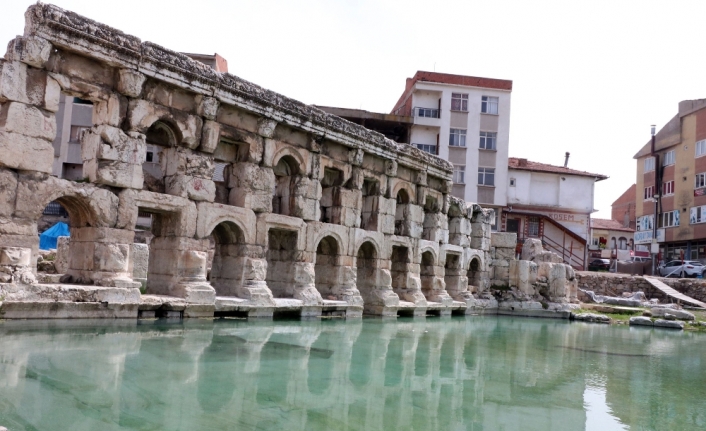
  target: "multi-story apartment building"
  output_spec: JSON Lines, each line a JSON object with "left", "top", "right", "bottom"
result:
{"left": 51, "top": 95, "right": 93, "bottom": 180}
{"left": 634, "top": 99, "right": 706, "bottom": 262}
{"left": 390, "top": 71, "right": 512, "bottom": 220}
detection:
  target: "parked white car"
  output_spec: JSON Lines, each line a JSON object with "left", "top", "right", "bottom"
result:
{"left": 658, "top": 260, "right": 705, "bottom": 278}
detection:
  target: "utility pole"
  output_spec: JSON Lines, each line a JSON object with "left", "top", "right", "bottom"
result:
{"left": 650, "top": 125, "right": 660, "bottom": 276}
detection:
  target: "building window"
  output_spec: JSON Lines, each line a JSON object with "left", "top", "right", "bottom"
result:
{"left": 643, "top": 185, "right": 654, "bottom": 200}
{"left": 528, "top": 217, "right": 540, "bottom": 237}
{"left": 644, "top": 157, "right": 655, "bottom": 172}
{"left": 696, "top": 172, "right": 706, "bottom": 189}
{"left": 509, "top": 178, "right": 516, "bottom": 187}
{"left": 591, "top": 237, "right": 599, "bottom": 247}
{"left": 478, "top": 167, "right": 495, "bottom": 186}
{"left": 697, "top": 140, "right": 706, "bottom": 157}
{"left": 449, "top": 129, "right": 467, "bottom": 147}
{"left": 69, "top": 126, "right": 90, "bottom": 143}
{"left": 479, "top": 131, "right": 497, "bottom": 150}
{"left": 637, "top": 215, "right": 654, "bottom": 231}
{"left": 661, "top": 210, "right": 680, "bottom": 228}
{"left": 451, "top": 93, "right": 468, "bottom": 112}
{"left": 691, "top": 206, "right": 706, "bottom": 224}
{"left": 145, "top": 145, "right": 160, "bottom": 164}
{"left": 481, "top": 96, "right": 498, "bottom": 114}
{"left": 453, "top": 165, "right": 465, "bottom": 184}
{"left": 662, "top": 150, "right": 675, "bottom": 166}
{"left": 416, "top": 143, "right": 436, "bottom": 154}
{"left": 415, "top": 107, "right": 440, "bottom": 118}
{"left": 663, "top": 180, "right": 674, "bottom": 196}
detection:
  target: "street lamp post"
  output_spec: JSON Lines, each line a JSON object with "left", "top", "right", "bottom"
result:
{"left": 650, "top": 125, "right": 659, "bottom": 276}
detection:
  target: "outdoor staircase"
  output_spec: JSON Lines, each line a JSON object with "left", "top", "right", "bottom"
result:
{"left": 643, "top": 276, "right": 706, "bottom": 309}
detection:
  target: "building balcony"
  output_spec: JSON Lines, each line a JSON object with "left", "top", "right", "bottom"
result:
{"left": 413, "top": 107, "right": 441, "bottom": 127}
{"left": 413, "top": 143, "right": 437, "bottom": 155}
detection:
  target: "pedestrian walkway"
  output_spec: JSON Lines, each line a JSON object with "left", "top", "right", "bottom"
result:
{"left": 644, "top": 276, "right": 706, "bottom": 308}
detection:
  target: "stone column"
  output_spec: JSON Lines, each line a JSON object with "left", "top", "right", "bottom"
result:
{"left": 147, "top": 236, "right": 215, "bottom": 315}
{"left": 66, "top": 227, "right": 140, "bottom": 288}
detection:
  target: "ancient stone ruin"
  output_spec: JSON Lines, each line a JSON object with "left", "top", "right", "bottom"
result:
{"left": 0, "top": 4, "right": 578, "bottom": 319}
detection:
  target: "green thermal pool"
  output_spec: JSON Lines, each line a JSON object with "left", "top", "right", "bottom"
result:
{"left": 0, "top": 316, "right": 705, "bottom": 430}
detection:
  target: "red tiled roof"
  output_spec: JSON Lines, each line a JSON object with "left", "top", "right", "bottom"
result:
{"left": 508, "top": 157, "right": 608, "bottom": 181}
{"left": 590, "top": 218, "right": 635, "bottom": 232}
{"left": 391, "top": 70, "right": 512, "bottom": 115}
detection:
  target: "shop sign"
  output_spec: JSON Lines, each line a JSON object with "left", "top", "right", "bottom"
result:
{"left": 634, "top": 229, "right": 665, "bottom": 244}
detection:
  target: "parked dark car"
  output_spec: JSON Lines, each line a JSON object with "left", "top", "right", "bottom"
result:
{"left": 588, "top": 258, "right": 611, "bottom": 271}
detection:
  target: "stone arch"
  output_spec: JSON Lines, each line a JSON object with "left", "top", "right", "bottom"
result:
{"left": 272, "top": 155, "right": 303, "bottom": 216}
{"left": 419, "top": 247, "right": 438, "bottom": 265}
{"left": 391, "top": 182, "right": 415, "bottom": 204}
{"left": 208, "top": 221, "right": 247, "bottom": 296}
{"left": 200, "top": 215, "right": 252, "bottom": 245}
{"left": 40, "top": 194, "right": 101, "bottom": 229}
{"left": 467, "top": 255, "right": 483, "bottom": 293}
{"left": 314, "top": 235, "right": 342, "bottom": 299}
{"left": 353, "top": 235, "right": 384, "bottom": 261}
{"left": 272, "top": 147, "right": 307, "bottom": 176}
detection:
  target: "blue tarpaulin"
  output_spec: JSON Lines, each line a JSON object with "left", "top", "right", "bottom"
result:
{"left": 39, "top": 222, "right": 70, "bottom": 250}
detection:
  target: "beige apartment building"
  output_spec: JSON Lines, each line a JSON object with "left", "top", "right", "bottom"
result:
{"left": 391, "top": 71, "right": 512, "bottom": 223}
{"left": 634, "top": 99, "right": 706, "bottom": 262}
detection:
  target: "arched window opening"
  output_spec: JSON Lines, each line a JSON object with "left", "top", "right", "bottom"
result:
{"left": 360, "top": 178, "right": 380, "bottom": 231}
{"left": 394, "top": 189, "right": 411, "bottom": 236}
{"left": 272, "top": 156, "right": 300, "bottom": 216}
{"left": 467, "top": 257, "right": 482, "bottom": 294}
{"left": 143, "top": 121, "right": 178, "bottom": 193}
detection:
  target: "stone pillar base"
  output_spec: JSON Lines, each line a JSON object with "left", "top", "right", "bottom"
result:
{"left": 237, "top": 280, "right": 276, "bottom": 306}
{"left": 293, "top": 284, "right": 323, "bottom": 306}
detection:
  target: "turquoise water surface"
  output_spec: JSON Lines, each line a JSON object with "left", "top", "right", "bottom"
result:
{"left": 0, "top": 316, "right": 705, "bottom": 430}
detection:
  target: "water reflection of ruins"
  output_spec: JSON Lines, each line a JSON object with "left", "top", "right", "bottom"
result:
{"left": 1, "top": 319, "right": 705, "bottom": 430}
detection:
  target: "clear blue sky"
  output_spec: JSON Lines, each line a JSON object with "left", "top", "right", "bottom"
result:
{"left": 2, "top": 0, "right": 704, "bottom": 219}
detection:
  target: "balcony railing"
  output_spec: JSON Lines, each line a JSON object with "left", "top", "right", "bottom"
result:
{"left": 414, "top": 107, "right": 440, "bottom": 118}
{"left": 414, "top": 143, "right": 437, "bottom": 155}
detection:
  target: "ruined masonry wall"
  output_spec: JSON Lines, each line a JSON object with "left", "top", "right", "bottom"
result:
{"left": 576, "top": 272, "right": 706, "bottom": 304}
{"left": 0, "top": 4, "right": 501, "bottom": 317}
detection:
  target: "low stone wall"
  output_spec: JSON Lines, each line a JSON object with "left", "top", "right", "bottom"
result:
{"left": 576, "top": 272, "right": 706, "bottom": 304}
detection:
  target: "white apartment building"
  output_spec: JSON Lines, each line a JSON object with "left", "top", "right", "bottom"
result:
{"left": 503, "top": 157, "right": 608, "bottom": 269}
{"left": 391, "top": 71, "right": 512, "bottom": 220}
{"left": 52, "top": 94, "right": 93, "bottom": 180}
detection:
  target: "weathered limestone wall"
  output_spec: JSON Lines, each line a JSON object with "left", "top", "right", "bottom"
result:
{"left": 1, "top": 4, "right": 528, "bottom": 318}
{"left": 576, "top": 272, "right": 706, "bottom": 303}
